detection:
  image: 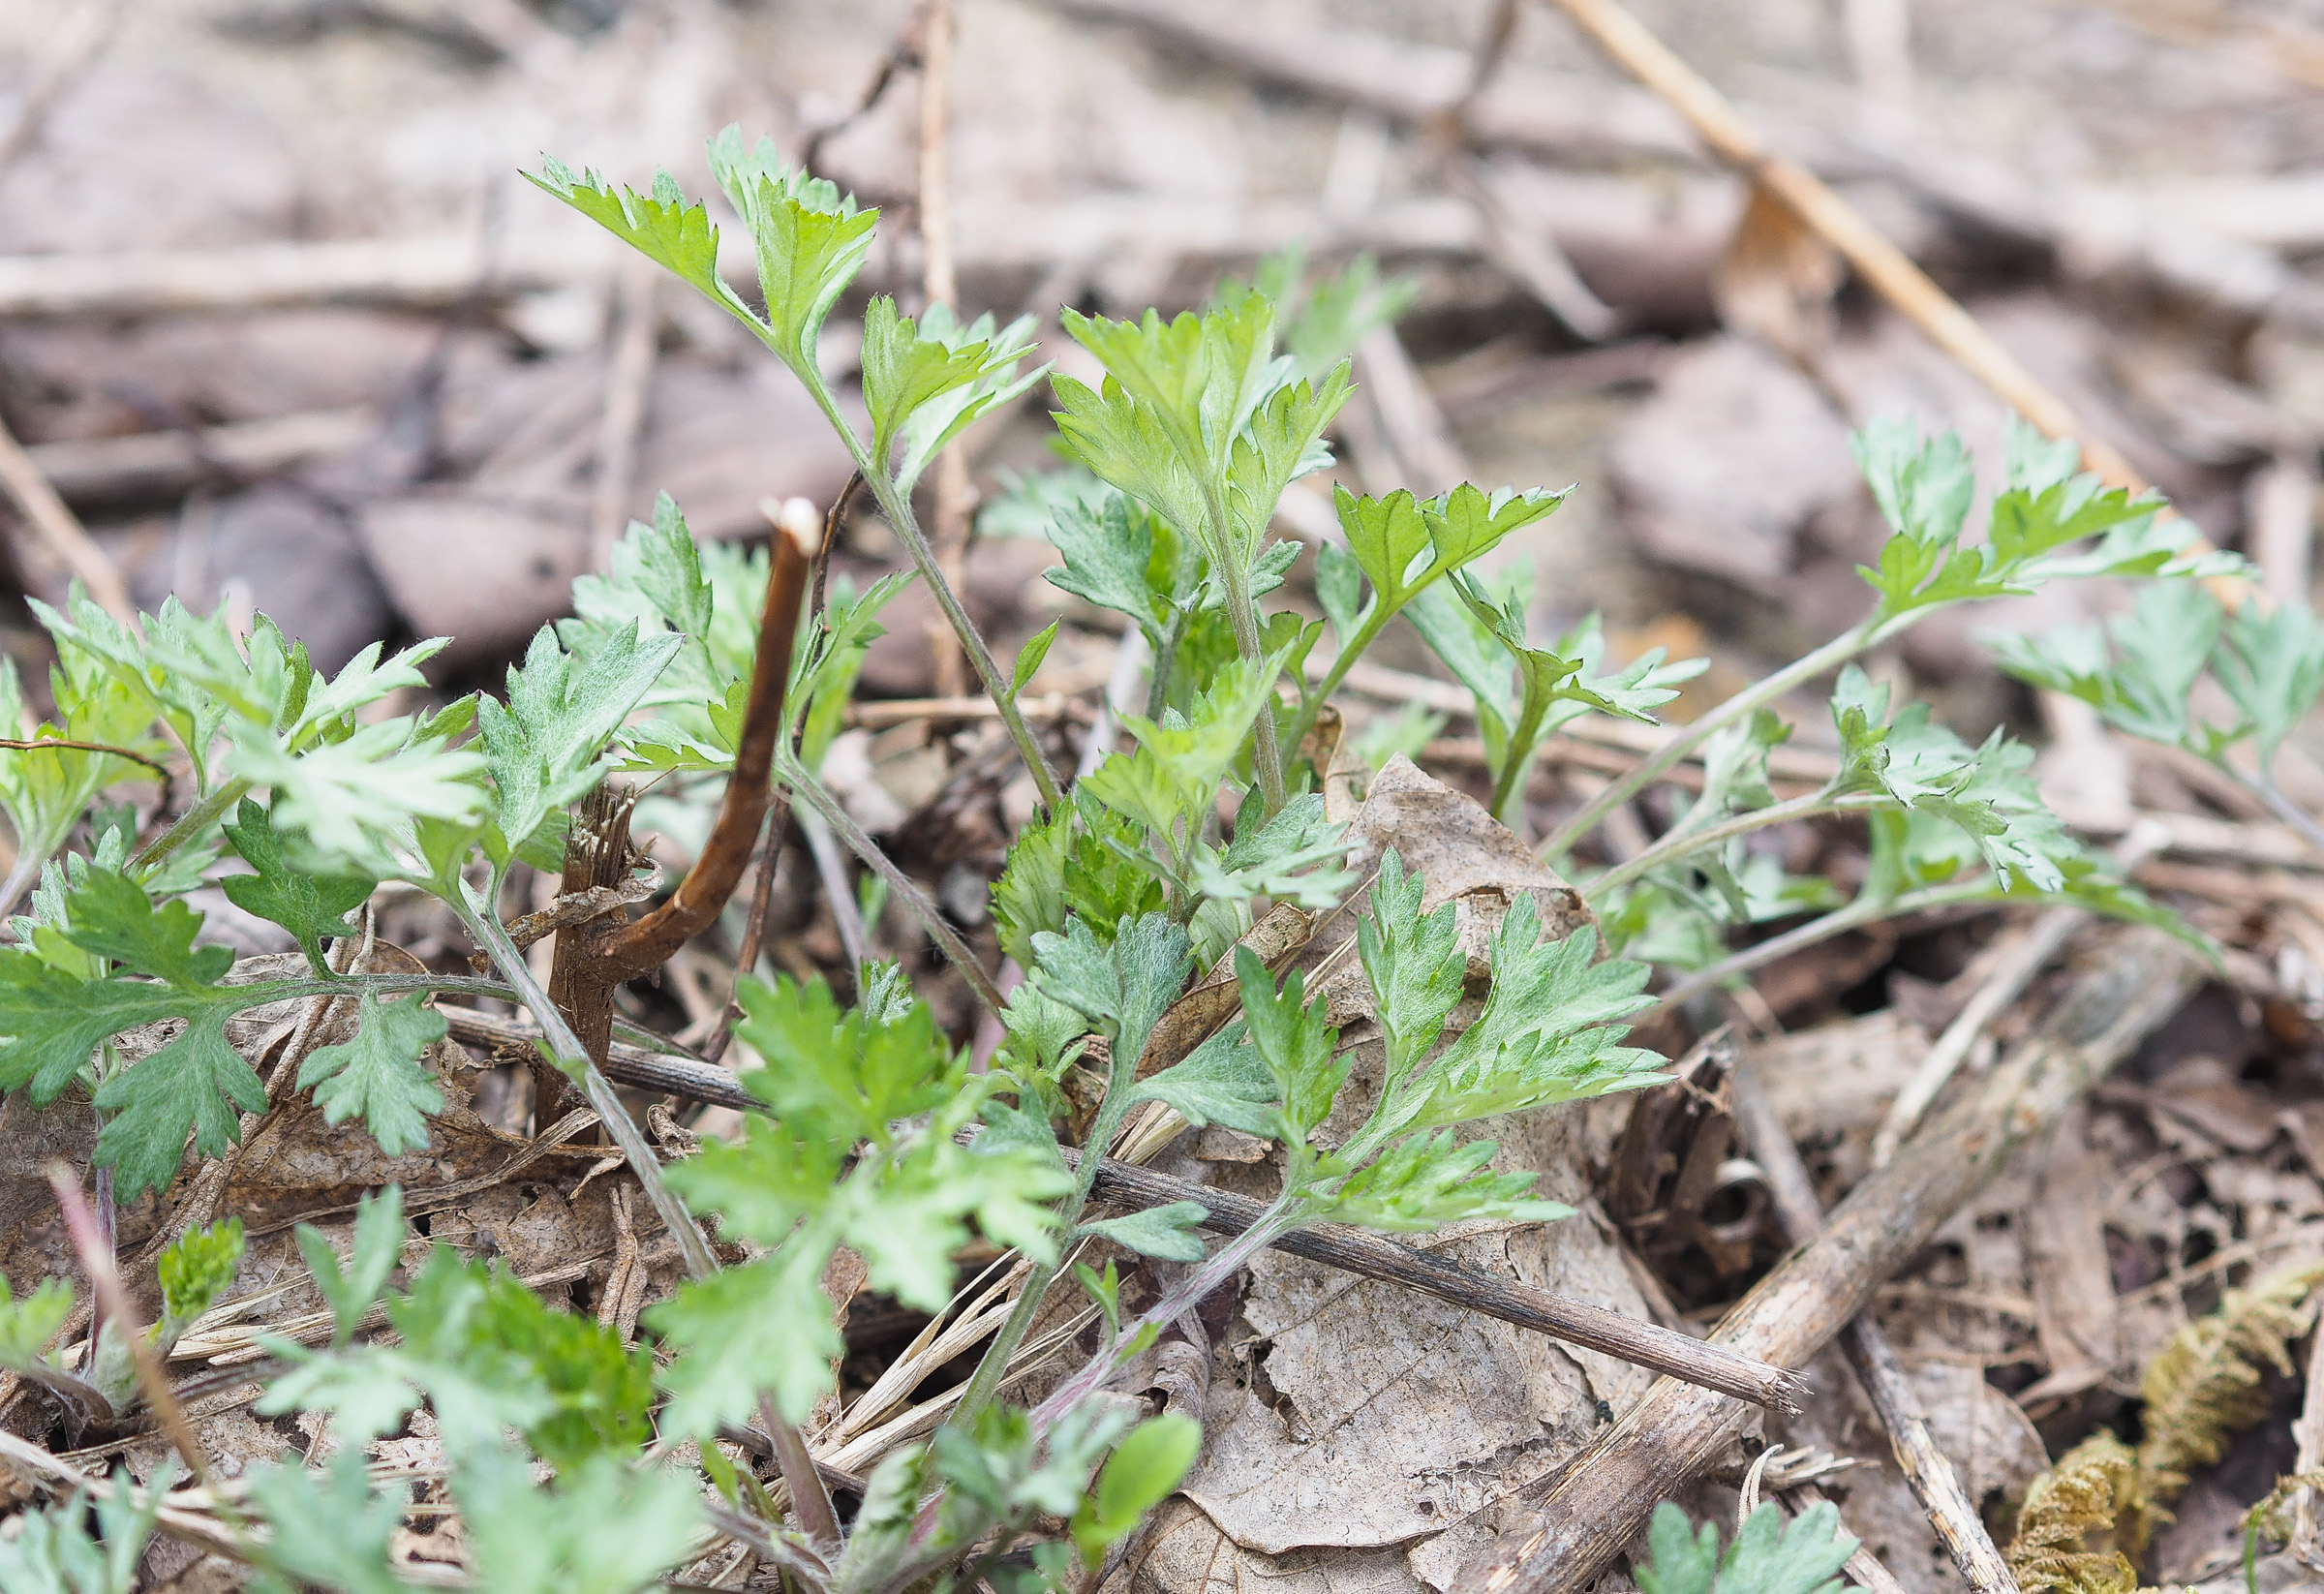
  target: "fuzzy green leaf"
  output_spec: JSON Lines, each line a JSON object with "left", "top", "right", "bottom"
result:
{"left": 1071, "top": 1414, "right": 1205, "bottom": 1566}
{"left": 247, "top": 1453, "right": 409, "bottom": 1594}
{"left": 1079, "top": 1201, "right": 1210, "bottom": 1262}
{"left": 222, "top": 799, "right": 375, "bottom": 973}
{"left": 157, "top": 1217, "right": 244, "bottom": 1332}
{"left": 454, "top": 1445, "right": 700, "bottom": 1594}
{"left": 0, "top": 1464, "right": 160, "bottom": 1594}
{"left": 706, "top": 126, "right": 879, "bottom": 375}
{"left": 478, "top": 622, "right": 682, "bottom": 856}
{"left": 296, "top": 991, "right": 447, "bottom": 1156}
{"left": 93, "top": 1013, "right": 266, "bottom": 1198}
{"left": 1636, "top": 1501, "right": 1856, "bottom": 1594}
{"left": 296, "top": 1184, "right": 407, "bottom": 1345}
{"left": 0, "top": 1273, "right": 73, "bottom": 1372}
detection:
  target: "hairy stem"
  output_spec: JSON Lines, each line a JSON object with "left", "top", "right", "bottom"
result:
{"left": 1587, "top": 789, "right": 1844, "bottom": 900}
{"left": 130, "top": 777, "right": 251, "bottom": 878}
{"left": 1542, "top": 620, "right": 1873, "bottom": 859}
{"left": 0, "top": 843, "right": 48, "bottom": 925}
{"left": 1285, "top": 615, "right": 1387, "bottom": 761}
{"left": 1031, "top": 1197, "right": 1299, "bottom": 1431}
{"left": 779, "top": 755, "right": 1004, "bottom": 1014}
{"left": 1217, "top": 564, "right": 1289, "bottom": 819}
{"left": 453, "top": 885, "right": 719, "bottom": 1278}
{"left": 856, "top": 468, "right": 1063, "bottom": 811}
{"left": 760, "top": 1391, "right": 842, "bottom": 1552}
{"left": 945, "top": 1015, "right": 1152, "bottom": 1432}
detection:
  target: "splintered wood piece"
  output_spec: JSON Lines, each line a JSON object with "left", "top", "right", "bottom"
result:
{"left": 1732, "top": 1058, "right": 2024, "bottom": 1594}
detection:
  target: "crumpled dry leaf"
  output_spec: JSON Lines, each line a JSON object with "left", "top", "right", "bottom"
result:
{"left": 1116, "top": 758, "right": 1656, "bottom": 1594}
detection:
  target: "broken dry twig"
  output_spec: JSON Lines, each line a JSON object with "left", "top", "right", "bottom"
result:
{"left": 1732, "top": 1059, "right": 2023, "bottom": 1594}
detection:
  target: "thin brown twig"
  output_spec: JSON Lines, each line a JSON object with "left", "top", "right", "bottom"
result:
{"left": 1063, "top": 1149, "right": 1804, "bottom": 1412}
{"left": 596, "top": 499, "right": 818, "bottom": 980}
{"left": 0, "top": 0, "right": 126, "bottom": 176}
{"left": 45, "top": 1166, "right": 212, "bottom": 1490}
{"left": 799, "top": 17, "right": 926, "bottom": 175}
{"left": 538, "top": 1033, "right": 1798, "bottom": 1403}
{"left": 0, "top": 737, "right": 170, "bottom": 781}
{"left": 588, "top": 259, "right": 658, "bottom": 571}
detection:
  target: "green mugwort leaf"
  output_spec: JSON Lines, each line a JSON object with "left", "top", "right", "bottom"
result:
{"left": 296, "top": 991, "right": 448, "bottom": 1156}
{"left": 222, "top": 799, "right": 376, "bottom": 973}
{"left": 1071, "top": 1413, "right": 1204, "bottom": 1566}
{"left": 247, "top": 1453, "right": 409, "bottom": 1594}
{"left": 0, "top": 1273, "right": 73, "bottom": 1373}
{"left": 1078, "top": 1201, "right": 1210, "bottom": 1263}
{"left": 93, "top": 1013, "right": 267, "bottom": 1199}
{"left": 296, "top": 1184, "right": 407, "bottom": 1345}
{"left": 1014, "top": 619, "right": 1060, "bottom": 696}
{"left": 454, "top": 1445, "right": 701, "bottom": 1594}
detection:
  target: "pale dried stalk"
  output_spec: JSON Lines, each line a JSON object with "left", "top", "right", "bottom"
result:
{"left": 589, "top": 260, "right": 658, "bottom": 571}
{"left": 919, "top": 0, "right": 973, "bottom": 699}
{"left": 1870, "top": 822, "right": 2166, "bottom": 1164}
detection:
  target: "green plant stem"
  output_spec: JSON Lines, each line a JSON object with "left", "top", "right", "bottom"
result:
{"left": 777, "top": 753, "right": 1004, "bottom": 1015}
{"left": 1542, "top": 621, "right": 1874, "bottom": 859}
{"left": 1217, "top": 561, "right": 1289, "bottom": 821}
{"left": 945, "top": 1032, "right": 1148, "bottom": 1434}
{"left": 452, "top": 884, "right": 717, "bottom": 1277}
{"left": 1644, "top": 879, "right": 1997, "bottom": 1016}
{"left": 1587, "top": 790, "right": 1847, "bottom": 900}
{"left": 0, "top": 843, "right": 52, "bottom": 924}
{"left": 1286, "top": 618, "right": 1387, "bottom": 759}
{"left": 130, "top": 778, "right": 251, "bottom": 877}
{"left": 1146, "top": 608, "right": 1188, "bottom": 722}
{"left": 853, "top": 468, "right": 1062, "bottom": 812}
{"left": 455, "top": 882, "right": 850, "bottom": 1543}
{"left": 1031, "top": 1194, "right": 1300, "bottom": 1431}
{"left": 1489, "top": 692, "right": 1560, "bottom": 828}
{"left": 760, "top": 1391, "right": 842, "bottom": 1553}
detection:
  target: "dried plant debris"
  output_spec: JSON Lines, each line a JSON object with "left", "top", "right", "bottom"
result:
{"left": 2133, "top": 1263, "right": 2324, "bottom": 1547}
{"left": 2007, "top": 1432, "right": 2145, "bottom": 1594}
{"left": 2002, "top": 1263, "right": 2324, "bottom": 1592}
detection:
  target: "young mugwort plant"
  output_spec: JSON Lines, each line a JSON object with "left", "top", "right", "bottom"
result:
{"left": 0, "top": 116, "right": 2283, "bottom": 1588}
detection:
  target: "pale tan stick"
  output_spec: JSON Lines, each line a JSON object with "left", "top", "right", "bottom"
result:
{"left": 0, "top": 411, "right": 134, "bottom": 621}
{"left": 1459, "top": 926, "right": 2200, "bottom": 1594}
